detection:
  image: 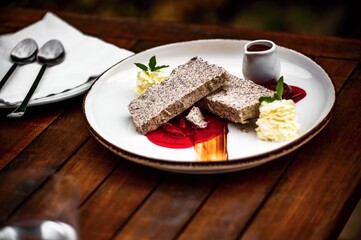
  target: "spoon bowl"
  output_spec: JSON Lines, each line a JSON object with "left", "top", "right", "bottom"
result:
{"left": 11, "top": 38, "right": 39, "bottom": 64}
{"left": 37, "top": 39, "right": 65, "bottom": 66}
{"left": 0, "top": 38, "right": 38, "bottom": 91}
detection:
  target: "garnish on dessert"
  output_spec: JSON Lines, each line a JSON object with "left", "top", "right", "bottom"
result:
{"left": 256, "top": 76, "right": 300, "bottom": 142}
{"left": 134, "top": 55, "right": 169, "bottom": 96}
{"left": 259, "top": 76, "right": 284, "bottom": 103}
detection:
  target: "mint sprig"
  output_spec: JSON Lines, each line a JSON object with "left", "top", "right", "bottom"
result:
{"left": 134, "top": 56, "right": 169, "bottom": 72}
{"left": 259, "top": 76, "right": 284, "bottom": 103}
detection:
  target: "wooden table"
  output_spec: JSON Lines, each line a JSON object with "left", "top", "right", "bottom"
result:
{"left": 1, "top": 8, "right": 360, "bottom": 240}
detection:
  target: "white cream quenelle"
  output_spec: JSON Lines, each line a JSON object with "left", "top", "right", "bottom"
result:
{"left": 136, "top": 70, "right": 168, "bottom": 96}
{"left": 256, "top": 99, "right": 300, "bottom": 141}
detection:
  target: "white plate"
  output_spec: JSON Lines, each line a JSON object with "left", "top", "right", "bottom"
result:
{"left": 83, "top": 39, "right": 336, "bottom": 174}
{"left": 0, "top": 79, "right": 94, "bottom": 108}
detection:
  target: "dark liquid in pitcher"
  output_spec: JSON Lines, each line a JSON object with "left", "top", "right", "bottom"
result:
{"left": 247, "top": 44, "right": 271, "bottom": 52}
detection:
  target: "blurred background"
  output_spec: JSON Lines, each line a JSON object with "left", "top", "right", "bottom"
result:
{"left": 1, "top": 0, "right": 359, "bottom": 39}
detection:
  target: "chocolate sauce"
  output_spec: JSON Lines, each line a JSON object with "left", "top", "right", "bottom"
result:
{"left": 247, "top": 44, "right": 271, "bottom": 52}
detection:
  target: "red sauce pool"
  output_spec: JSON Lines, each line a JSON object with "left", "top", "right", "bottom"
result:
{"left": 146, "top": 112, "right": 227, "bottom": 149}
{"left": 264, "top": 79, "right": 307, "bottom": 103}
{"left": 146, "top": 79, "right": 306, "bottom": 153}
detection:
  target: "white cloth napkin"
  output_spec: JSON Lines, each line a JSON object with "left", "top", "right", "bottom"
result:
{"left": 0, "top": 12, "right": 134, "bottom": 104}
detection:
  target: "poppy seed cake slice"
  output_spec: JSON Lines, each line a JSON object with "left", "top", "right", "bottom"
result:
{"left": 186, "top": 106, "right": 208, "bottom": 128}
{"left": 200, "top": 73, "right": 275, "bottom": 124}
{"left": 128, "top": 57, "right": 228, "bottom": 135}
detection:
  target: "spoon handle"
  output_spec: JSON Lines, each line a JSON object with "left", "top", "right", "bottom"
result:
{"left": 7, "top": 65, "right": 47, "bottom": 118}
{"left": 0, "top": 63, "right": 19, "bottom": 91}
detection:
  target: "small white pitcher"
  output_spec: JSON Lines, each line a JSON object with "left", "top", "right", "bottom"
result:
{"left": 242, "top": 39, "right": 281, "bottom": 85}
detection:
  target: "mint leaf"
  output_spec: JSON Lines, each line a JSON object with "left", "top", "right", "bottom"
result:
{"left": 134, "top": 63, "right": 148, "bottom": 71}
{"left": 259, "top": 76, "right": 285, "bottom": 103}
{"left": 135, "top": 56, "right": 169, "bottom": 72}
{"left": 148, "top": 56, "right": 157, "bottom": 71}
{"left": 153, "top": 65, "right": 170, "bottom": 71}
{"left": 275, "top": 76, "right": 284, "bottom": 100}
{"left": 259, "top": 96, "right": 275, "bottom": 103}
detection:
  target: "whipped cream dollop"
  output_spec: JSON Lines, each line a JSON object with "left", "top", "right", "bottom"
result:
{"left": 136, "top": 70, "right": 167, "bottom": 96}
{"left": 256, "top": 99, "right": 300, "bottom": 141}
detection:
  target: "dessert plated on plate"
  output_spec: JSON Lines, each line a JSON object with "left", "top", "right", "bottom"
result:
{"left": 127, "top": 52, "right": 306, "bottom": 161}
{"left": 83, "top": 39, "right": 336, "bottom": 173}
{"left": 128, "top": 55, "right": 286, "bottom": 162}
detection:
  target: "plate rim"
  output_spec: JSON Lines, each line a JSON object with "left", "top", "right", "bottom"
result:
{"left": 0, "top": 78, "right": 93, "bottom": 108}
{"left": 82, "top": 38, "right": 337, "bottom": 173}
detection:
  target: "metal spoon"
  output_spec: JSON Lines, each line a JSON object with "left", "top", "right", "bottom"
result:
{"left": 7, "top": 39, "right": 65, "bottom": 118}
{"left": 0, "top": 38, "right": 38, "bottom": 91}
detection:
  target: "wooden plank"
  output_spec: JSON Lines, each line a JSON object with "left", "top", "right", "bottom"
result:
{"left": 0, "top": 168, "right": 52, "bottom": 225}
{"left": 0, "top": 8, "right": 360, "bottom": 60}
{"left": 53, "top": 138, "right": 121, "bottom": 204}
{"left": 130, "top": 40, "right": 171, "bottom": 53}
{"left": 0, "top": 98, "right": 90, "bottom": 220}
{"left": 241, "top": 64, "right": 361, "bottom": 240}
{"left": 78, "top": 161, "right": 164, "bottom": 240}
{"left": 114, "top": 173, "right": 222, "bottom": 240}
{"left": 0, "top": 8, "right": 42, "bottom": 31}
{"left": 314, "top": 57, "right": 358, "bottom": 91}
{"left": 177, "top": 157, "right": 291, "bottom": 240}
{"left": 0, "top": 99, "right": 70, "bottom": 170}
{"left": 5, "top": 138, "right": 120, "bottom": 226}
